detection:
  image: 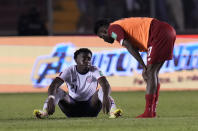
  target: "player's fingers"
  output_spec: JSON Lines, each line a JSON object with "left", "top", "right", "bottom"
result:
{"left": 102, "top": 97, "right": 111, "bottom": 114}
{"left": 104, "top": 104, "right": 110, "bottom": 114}
{"left": 47, "top": 105, "right": 52, "bottom": 115}
{"left": 106, "top": 102, "right": 110, "bottom": 114}
{"left": 48, "top": 106, "right": 54, "bottom": 115}
{"left": 103, "top": 103, "right": 109, "bottom": 114}
{"left": 102, "top": 105, "right": 106, "bottom": 114}
{"left": 106, "top": 107, "right": 109, "bottom": 114}
{"left": 47, "top": 99, "right": 55, "bottom": 115}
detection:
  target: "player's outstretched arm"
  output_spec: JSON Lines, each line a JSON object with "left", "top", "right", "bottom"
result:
{"left": 98, "top": 76, "right": 111, "bottom": 114}
{"left": 122, "top": 39, "right": 147, "bottom": 69}
{"left": 47, "top": 77, "right": 64, "bottom": 115}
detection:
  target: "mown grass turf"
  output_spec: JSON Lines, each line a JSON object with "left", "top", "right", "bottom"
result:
{"left": 0, "top": 91, "right": 198, "bottom": 131}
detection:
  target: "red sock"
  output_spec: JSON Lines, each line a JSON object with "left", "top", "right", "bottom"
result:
{"left": 136, "top": 94, "right": 156, "bottom": 118}
{"left": 153, "top": 83, "right": 160, "bottom": 117}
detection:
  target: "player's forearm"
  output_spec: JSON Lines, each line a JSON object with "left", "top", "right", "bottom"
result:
{"left": 98, "top": 77, "right": 110, "bottom": 97}
{"left": 48, "top": 77, "right": 64, "bottom": 96}
{"left": 123, "top": 40, "right": 146, "bottom": 68}
{"left": 102, "top": 84, "right": 110, "bottom": 97}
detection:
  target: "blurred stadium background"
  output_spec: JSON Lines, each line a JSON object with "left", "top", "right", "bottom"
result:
{"left": 0, "top": 0, "right": 198, "bottom": 92}
{"left": 0, "top": 0, "right": 198, "bottom": 130}
{"left": 0, "top": 0, "right": 198, "bottom": 36}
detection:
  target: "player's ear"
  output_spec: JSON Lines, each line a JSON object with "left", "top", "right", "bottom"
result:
{"left": 74, "top": 58, "right": 77, "bottom": 64}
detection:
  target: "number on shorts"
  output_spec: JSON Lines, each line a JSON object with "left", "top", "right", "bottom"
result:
{"left": 148, "top": 46, "right": 152, "bottom": 57}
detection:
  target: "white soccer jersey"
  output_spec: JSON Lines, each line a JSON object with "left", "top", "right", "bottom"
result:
{"left": 59, "top": 65, "right": 104, "bottom": 101}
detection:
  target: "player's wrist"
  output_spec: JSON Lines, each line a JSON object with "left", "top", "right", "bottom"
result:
{"left": 48, "top": 95, "right": 55, "bottom": 99}
{"left": 103, "top": 93, "right": 109, "bottom": 98}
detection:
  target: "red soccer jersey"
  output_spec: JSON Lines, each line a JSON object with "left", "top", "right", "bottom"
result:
{"left": 108, "top": 17, "right": 153, "bottom": 52}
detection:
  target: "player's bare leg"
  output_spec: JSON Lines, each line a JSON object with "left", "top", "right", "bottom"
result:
{"left": 90, "top": 90, "right": 103, "bottom": 110}
{"left": 136, "top": 62, "right": 164, "bottom": 118}
{"left": 153, "top": 62, "right": 164, "bottom": 117}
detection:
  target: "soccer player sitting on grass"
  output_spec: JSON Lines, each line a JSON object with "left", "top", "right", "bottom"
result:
{"left": 94, "top": 17, "right": 176, "bottom": 118}
{"left": 34, "top": 48, "right": 122, "bottom": 118}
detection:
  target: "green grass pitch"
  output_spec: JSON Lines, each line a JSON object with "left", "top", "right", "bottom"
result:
{"left": 0, "top": 91, "right": 198, "bottom": 131}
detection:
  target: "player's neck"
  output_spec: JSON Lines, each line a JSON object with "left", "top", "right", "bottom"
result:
{"left": 76, "top": 66, "right": 89, "bottom": 75}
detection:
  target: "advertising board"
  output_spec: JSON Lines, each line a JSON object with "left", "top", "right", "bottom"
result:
{"left": 0, "top": 35, "right": 198, "bottom": 92}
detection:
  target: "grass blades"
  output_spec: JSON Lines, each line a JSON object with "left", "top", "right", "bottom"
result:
{"left": 0, "top": 91, "right": 198, "bottom": 131}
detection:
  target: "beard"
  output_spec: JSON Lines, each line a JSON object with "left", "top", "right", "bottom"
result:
{"left": 76, "top": 65, "right": 90, "bottom": 74}
{"left": 104, "top": 37, "right": 114, "bottom": 44}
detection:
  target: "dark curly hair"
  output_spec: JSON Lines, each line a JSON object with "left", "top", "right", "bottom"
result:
{"left": 94, "top": 19, "right": 112, "bottom": 34}
{"left": 74, "top": 48, "right": 92, "bottom": 60}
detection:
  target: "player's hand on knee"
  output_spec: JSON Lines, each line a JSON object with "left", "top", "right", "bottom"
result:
{"left": 102, "top": 96, "right": 111, "bottom": 114}
{"left": 47, "top": 98, "right": 55, "bottom": 115}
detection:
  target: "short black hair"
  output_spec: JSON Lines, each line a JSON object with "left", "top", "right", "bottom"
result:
{"left": 94, "top": 19, "right": 111, "bottom": 34}
{"left": 74, "top": 48, "right": 92, "bottom": 60}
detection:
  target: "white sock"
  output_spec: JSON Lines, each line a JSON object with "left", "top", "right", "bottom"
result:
{"left": 109, "top": 96, "right": 117, "bottom": 112}
{"left": 42, "top": 101, "right": 48, "bottom": 111}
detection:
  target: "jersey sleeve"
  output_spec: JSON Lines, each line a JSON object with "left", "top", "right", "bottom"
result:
{"left": 92, "top": 66, "right": 104, "bottom": 80}
{"left": 58, "top": 66, "right": 71, "bottom": 82}
{"left": 108, "top": 24, "right": 125, "bottom": 45}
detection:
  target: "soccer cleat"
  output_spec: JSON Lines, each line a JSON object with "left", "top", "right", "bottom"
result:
{"left": 136, "top": 110, "right": 153, "bottom": 118}
{"left": 109, "top": 109, "right": 123, "bottom": 118}
{"left": 33, "top": 109, "right": 48, "bottom": 119}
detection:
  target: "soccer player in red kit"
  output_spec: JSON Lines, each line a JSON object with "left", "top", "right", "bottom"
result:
{"left": 94, "top": 17, "right": 176, "bottom": 118}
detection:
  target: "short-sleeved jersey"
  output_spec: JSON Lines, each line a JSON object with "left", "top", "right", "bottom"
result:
{"left": 59, "top": 65, "right": 104, "bottom": 101}
{"left": 108, "top": 17, "right": 153, "bottom": 52}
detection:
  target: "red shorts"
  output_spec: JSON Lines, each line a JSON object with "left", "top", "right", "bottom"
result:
{"left": 147, "top": 19, "right": 176, "bottom": 65}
